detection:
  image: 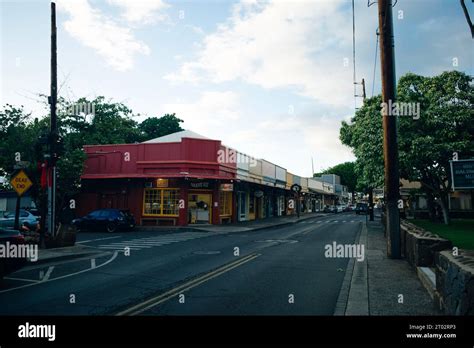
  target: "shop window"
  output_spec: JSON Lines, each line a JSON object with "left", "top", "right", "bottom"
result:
{"left": 219, "top": 191, "right": 232, "bottom": 216}
{"left": 144, "top": 188, "right": 179, "bottom": 216}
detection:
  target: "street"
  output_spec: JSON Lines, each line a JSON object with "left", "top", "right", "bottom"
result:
{"left": 0, "top": 213, "right": 362, "bottom": 315}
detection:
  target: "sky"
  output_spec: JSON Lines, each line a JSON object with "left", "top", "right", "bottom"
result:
{"left": 1, "top": 0, "right": 473, "bottom": 178}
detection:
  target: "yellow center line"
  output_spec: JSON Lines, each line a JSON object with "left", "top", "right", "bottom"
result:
{"left": 116, "top": 252, "right": 261, "bottom": 316}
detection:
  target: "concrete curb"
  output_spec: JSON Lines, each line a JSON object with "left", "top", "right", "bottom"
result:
{"left": 135, "top": 213, "right": 328, "bottom": 234}
{"left": 333, "top": 225, "right": 360, "bottom": 315}
{"left": 416, "top": 266, "right": 436, "bottom": 300}
{"left": 334, "top": 222, "right": 369, "bottom": 316}
{"left": 33, "top": 246, "right": 107, "bottom": 266}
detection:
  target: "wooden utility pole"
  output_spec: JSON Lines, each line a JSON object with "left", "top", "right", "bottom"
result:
{"left": 378, "top": 0, "right": 401, "bottom": 258}
{"left": 48, "top": 2, "right": 58, "bottom": 238}
{"left": 361, "top": 78, "right": 366, "bottom": 100}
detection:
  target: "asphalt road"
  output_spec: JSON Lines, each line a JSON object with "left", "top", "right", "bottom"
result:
{"left": 0, "top": 213, "right": 363, "bottom": 315}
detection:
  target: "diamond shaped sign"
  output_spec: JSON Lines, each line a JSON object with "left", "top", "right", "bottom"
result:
{"left": 10, "top": 170, "right": 33, "bottom": 196}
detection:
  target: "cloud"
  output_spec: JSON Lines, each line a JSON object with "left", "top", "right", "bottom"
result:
{"left": 165, "top": 0, "right": 359, "bottom": 107}
{"left": 107, "top": 0, "right": 169, "bottom": 25}
{"left": 160, "top": 91, "right": 241, "bottom": 137}
{"left": 57, "top": 0, "right": 168, "bottom": 71}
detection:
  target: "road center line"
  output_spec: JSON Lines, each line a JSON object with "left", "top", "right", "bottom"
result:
{"left": 116, "top": 252, "right": 261, "bottom": 316}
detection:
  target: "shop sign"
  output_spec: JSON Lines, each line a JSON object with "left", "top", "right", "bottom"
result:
{"left": 220, "top": 183, "right": 234, "bottom": 191}
{"left": 190, "top": 181, "right": 211, "bottom": 189}
{"left": 291, "top": 184, "right": 302, "bottom": 193}
{"left": 450, "top": 159, "right": 474, "bottom": 190}
{"left": 156, "top": 178, "right": 169, "bottom": 188}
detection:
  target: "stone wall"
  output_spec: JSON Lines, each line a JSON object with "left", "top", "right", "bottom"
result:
{"left": 435, "top": 250, "right": 474, "bottom": 315}
{"left": 400, "top": 220, "right": 452, "bottom": 267}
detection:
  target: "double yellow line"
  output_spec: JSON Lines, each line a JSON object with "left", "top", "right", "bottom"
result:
{"left": 116, "top": 252, "right": 261, "bottom": 316}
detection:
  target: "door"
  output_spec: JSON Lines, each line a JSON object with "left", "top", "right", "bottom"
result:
{"left": 238, "top": 192, "right": 247, "bottom": 221}
{"left": 188, "top": 193, "right": 212, "bottom": 224}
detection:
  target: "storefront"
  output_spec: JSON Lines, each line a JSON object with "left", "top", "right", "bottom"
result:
{"left": 77, "top": 130, "right": 350, "bottom": 226}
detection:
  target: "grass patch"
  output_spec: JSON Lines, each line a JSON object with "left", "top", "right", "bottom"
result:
{"left": 411, "top": 219, "right": 474, "bottom": 250}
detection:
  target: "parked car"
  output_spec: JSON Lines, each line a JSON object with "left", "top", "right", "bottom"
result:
{"left": 336, "top": 205, "right": 345, "bottom": 213}
{"left": 0, "top": 210, "right": 39, "bottom": 230}
{"left": 355, "top": 203, "right": 369, "bottom": 215}
{"left": 72, "top": 209, "right": 136, "bottom": 233}
{"left": 0, "top": 228, "right": 28, "bottom": 281}
{"left": 344, "top": 205, "right": 353, "bottom": 212}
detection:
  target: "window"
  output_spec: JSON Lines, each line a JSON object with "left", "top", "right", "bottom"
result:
{"left": 144, "top": 188, "right": 179, "bottom": 216}
{"left": 219, "top": 191, "right": 232, "bottom": 216}
{"left": 163, "top": 190, "right": 179, "bottom": 215}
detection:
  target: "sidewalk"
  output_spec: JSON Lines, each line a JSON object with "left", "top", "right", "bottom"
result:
{"left": 136, "top": 212, "right": 326, "bottom": 233}
{"left": 337, "top": 216, "right": 440, "bottom": 315}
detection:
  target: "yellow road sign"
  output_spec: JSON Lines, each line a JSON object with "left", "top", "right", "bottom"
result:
{"left": 10, "top": 170, "right": 33, "bottom": 196}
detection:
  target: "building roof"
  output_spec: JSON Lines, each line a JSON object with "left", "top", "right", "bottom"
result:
{"left": 142, "top": 130, "right": 212, "bottom": 143}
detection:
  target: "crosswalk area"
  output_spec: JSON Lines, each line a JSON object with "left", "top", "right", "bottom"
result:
{"left": 97, "top": 232, "right": 212, "bottom": 251}
{"left": 300, "top": 220, "right": 359, "bottom": 224}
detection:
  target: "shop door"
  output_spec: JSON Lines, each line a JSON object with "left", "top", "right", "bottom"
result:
{"left": 238, "top": 192, "right": 247, "bottom": 221}
{"left": 188, "top": 193, "right": 212, "bottom": 224}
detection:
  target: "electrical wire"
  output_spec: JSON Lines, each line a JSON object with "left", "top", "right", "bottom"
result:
{"left": 352, "top": 0, "right": 357, "bottom": 110}
{"left": 371, "top": 28, "right": 379, "bottom": 97}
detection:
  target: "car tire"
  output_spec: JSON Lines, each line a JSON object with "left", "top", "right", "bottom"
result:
{"left": 106, "top": 222, "right": 117, "bottom": 233}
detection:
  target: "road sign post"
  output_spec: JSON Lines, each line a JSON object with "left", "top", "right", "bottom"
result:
{"left": 291, "top": 184, "right": 302, "bottom": 218}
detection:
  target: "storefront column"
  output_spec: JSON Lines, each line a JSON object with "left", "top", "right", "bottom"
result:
{"left": 212, "top": 187, "right": 220, "bottom": 225}
{"left": 232, "top": 191, "right": 238, "bottom": 223}
{"left": 178, "top": 185, "right": 188, "bottom": 226}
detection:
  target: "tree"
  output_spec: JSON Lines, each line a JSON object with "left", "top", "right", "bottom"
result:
{"left": 138, "top": 113, "right": 183, "bottom": 141}
{"left": 340, "top": 95, "right": 385, "bottom": 193}
{"left": 340, "top": 71, "right": 474, "bottom": 224}
{"left": 315, "top": 162, "right": 358, "bottom": 202}
{"left": 0, "top": 96, "right": 185, "bottom": 221}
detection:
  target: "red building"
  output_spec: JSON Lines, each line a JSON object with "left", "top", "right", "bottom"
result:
{"left": 77, "top": 131, "right": 237, "bottom": 226}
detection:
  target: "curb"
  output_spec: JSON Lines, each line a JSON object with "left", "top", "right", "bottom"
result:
{"left": 33, "top": 248, "right": 107, "bottom": 266}
{"left": 135, "top": 214, "right": 328, "bottom": 234}
{"left": 333, "top": 222, "right": 362, "bottom": 315}
{"left": 334, "top": 221, "right": 369, "bottom": 316}
{"left": 416, "top": 266, "right": 437, "bottom": 300}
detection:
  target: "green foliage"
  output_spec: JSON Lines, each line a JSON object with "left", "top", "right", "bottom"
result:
{"left": 340, "top": 95, "right": 384, "bottom": 190}
{"left": 316, "top": 162, "right": 357, "bottom": 193}
{"left": 138, "top": 113, "right": 183, "bottom": 141}
{"left": 340, "top": 71, "right": 474, "bottom": 223}
{"left": 0, "top": 96, "right": 184, "bottom": 208}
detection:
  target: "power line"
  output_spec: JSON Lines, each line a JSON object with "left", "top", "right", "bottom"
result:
{"left": 352, "top": 0, "right": 357, "bottom": 110}
{"left": 371, "top": 28, "right": 379, "bottom": 97}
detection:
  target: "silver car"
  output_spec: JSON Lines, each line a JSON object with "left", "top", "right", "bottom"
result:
{"left": 0, "top": 210, "right": 39, "bottom": 230}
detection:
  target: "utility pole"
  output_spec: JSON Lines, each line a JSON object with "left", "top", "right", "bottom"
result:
{"left": 361, "top": 78, "right": 366, "bottom": 100}
{"left": 48, "top": 2, "right": 58, "bottom": 238}
{"left": 378, "top": 0, "right": 401, "bottom": 258}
